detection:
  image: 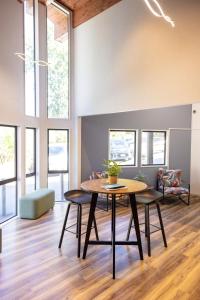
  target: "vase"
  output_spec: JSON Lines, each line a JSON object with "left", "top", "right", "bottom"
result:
{"left": 108, "top": 175, "right": 118, "bottom": 184}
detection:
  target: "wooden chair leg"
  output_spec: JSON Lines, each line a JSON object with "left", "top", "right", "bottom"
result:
{"left": 77, "top": 204, "right": 82, "bottom": 258}
{"left": 156, "top": 202, "right": 167, "bottom": 248}
{"left": 58, "top": 203, "right": 71, "bottom": 248}
{"left": 145, "top": 204, "right": 151, "bottom": 257}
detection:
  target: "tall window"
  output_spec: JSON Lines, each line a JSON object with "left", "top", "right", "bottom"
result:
{"left": 0, "top": 126, "right": 17, "bottom": 224}
{"left": 47, "top": 3, "right": 70, "bottom": 119}
{"left": 24, "top": 0, "right": 36, "bottom": 116}
{"left": 48, "top": 129, "right": 69, "bottom": 201}
{"left": 141, "top": 131, "right": 167, "bottom": 166}
{"left": 109, "top": 130, "right": 136, "bottom": 166}
{"left": 25, "top": 128, "right": 36, "bottom": 193}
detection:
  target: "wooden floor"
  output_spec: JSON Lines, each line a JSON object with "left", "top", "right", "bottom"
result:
{"left": 0, "top": 196, "right": 200, "bottom": 300}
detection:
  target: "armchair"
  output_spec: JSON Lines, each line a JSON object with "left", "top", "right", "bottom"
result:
{"left": 89, "top": 171, "right": 110, "bottom": 211}
{"left": 157, "top": 168, "right": 190, "bottom": 205}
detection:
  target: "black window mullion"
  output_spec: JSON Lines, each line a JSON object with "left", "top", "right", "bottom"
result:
{"left": 0, "top": 125, "right": 17, "bottom": 224}
{"left": 25, "top": 128, "right": 36, "bottom": 191}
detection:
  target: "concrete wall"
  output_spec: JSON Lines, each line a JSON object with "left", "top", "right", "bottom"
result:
{"left": 81, "top": 105, "right": 192, "bottom": 186}
{"left": 74, "top": 0, "right": 200, "bottom": 116}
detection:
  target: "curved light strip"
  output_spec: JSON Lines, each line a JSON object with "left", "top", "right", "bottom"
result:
{"left": 33, "top": 59, "right": 51, "bottom": 67}
{"left": 15, "top": 52, "right": 50, "bottom": 67}
{"left": 14, "top": 52, "right": 26, "bottom": 61}
{"left": 144, "top": 0, "right": 175, "bottom": 27}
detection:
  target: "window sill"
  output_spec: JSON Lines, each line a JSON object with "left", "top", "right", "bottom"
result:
{"left": 141, "top": 165, "right": 168, "bottom": 168}
{"left": 120, "top": 165, "right": 138, "bottom": 168}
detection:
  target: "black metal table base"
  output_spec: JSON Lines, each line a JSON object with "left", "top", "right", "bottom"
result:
{"left": 82, "top": 192, "right": 143, "bottom": 279}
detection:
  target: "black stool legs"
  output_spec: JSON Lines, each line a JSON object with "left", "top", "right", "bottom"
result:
{"left": 127, "top": 201, "right": 167, "bottom": 256}
{"left": 59, "top": 202, "right": 99, "bottom": 257}
{"left": 77, "top": 204, "right": 82, "bottom": 257}
{"left": 126, "top": 214, "right": 132, "bottom": 241}
{"left": 58, "top": 203, "right": 71, "bottom": 249}
{"left": 145, "top": 204, "right": 151, "bottom": 256}
{"left": 156, "top": 202, "right": 167, "bottom": 248}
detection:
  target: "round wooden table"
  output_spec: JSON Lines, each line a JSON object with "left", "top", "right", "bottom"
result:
{"left": 81, "top": 178, "right": 147, "bottom": 279}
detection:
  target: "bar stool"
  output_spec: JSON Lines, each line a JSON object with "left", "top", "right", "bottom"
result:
{"left": 58, "top": 190, "right": 99, "bottom": 257}
{"left": 126, "top": 190, "right": 167, "bottom": 256}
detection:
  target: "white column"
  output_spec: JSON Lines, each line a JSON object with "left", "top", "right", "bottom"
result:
{"left": 191, "top": 103, "right": 200, "bottom": 195}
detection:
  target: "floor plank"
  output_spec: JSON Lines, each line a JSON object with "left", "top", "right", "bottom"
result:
{"left": 0, "top": 196, "right": 200, "bottom": 300}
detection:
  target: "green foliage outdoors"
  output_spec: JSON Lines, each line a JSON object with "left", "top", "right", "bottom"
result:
{"left": 103, "top": 160, "right": 122, "bottom": 177}
{"left": 47, "top": 20, "right": 69, "bottom": 118}
{"left": 0, "top": 132, "right": 14, "bottom": 165}
{"left": 25, "top": 12, "right": 69, "bottom": 118}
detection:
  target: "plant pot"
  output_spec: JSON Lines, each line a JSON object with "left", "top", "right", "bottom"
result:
{"left": 108, "top": 175, "right": 118, "bottom": 184}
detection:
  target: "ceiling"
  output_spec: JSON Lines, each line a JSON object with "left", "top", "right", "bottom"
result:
{"left": 40, "top": 0, "right": 122, "bottom": 27}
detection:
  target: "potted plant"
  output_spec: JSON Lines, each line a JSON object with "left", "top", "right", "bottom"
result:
{"left": 103, "top": 159, "right": 122, "bottom": 184}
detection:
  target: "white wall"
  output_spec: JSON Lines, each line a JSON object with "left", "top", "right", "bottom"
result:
{"left": 0, "top": 0, "right": 79, "bottom": 202}
{"left": 74, "top": 0, "right": 200, "bottom": 116}
{"left": 191, "top": 103, "right": 200, "bottom": 194}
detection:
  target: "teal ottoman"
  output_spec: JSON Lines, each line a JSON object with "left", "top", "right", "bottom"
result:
{"left": 19, "top": 188, "right": 55, "bottom": 219}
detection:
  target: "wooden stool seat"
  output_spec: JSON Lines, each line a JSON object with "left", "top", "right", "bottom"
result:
{"left": 136, "top": 190, "right": 163, "bottom": 204}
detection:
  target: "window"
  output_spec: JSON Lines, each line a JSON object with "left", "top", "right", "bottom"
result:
{"left": 0, "top": 125, "right": 17, "bottom": 223}
{"left": 24, "top": 0, "right": 36, "bottom": 116}
{"left": 109, "top": 130, "right": 136, "bottom": 166}
{"left": 141, "top": 131, "right": 167, "bottom": 166}
{"left": 47, "top": 3, "right": 70, "bottom": 119}
{"left": 25, "top": 128, "right": 36, "bottom": 193}
{"left": 48, "top": 129, "right": 69, "bottom": 201}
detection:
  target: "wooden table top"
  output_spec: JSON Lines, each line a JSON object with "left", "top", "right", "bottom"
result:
{"left": 81, "top": 178, "right": 147, "bottom": 195}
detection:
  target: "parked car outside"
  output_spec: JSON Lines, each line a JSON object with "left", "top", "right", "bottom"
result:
{"left": 110, "top": 140, "right": 131, "bottom": 161}
{"left": 49, "top": 144, "right": 67, "bottom": 171}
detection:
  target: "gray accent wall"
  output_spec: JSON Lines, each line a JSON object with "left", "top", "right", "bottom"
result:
{"left": 81, "top": 105, "right": 192, "bottom": 186}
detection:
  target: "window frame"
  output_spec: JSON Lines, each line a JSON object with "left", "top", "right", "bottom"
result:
{"left": 108, "top": 129, "right": 137, "bottom": 167}
{"left": 46, "top": 1, "right": 72, "bottom": 120}
{"left": 47, "top": 128, "right": 69, "bottom": 174}
{"left": 23, "top": 0, "right": 37, "bottom": 117}
{"left": 0, "top": 125, "right": 18, "bottom": 224}
{"left": 141, "top": 130, "right": 168, "bottom": 167}
{"left": 25, "top": 127, "right": 37, "bottom": 191}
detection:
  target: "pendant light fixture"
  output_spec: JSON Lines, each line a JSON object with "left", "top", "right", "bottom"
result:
{"left": 144, "top": 0, "right": 175, "bottom": 27}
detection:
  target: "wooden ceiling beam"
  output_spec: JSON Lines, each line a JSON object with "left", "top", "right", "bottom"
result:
{"left": 73, "top": 0, "right": 122, "bottom": 27}
{"left": 17, "top": 0, "right": 123, "bottom": 27}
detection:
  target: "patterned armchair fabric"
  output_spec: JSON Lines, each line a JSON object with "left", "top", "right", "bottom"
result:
{"left": 89, "top": 171, "right": 111, "bottom": 211}
{"left": 89, "top": 171, "right": 107, "bottom": 180}
{"left": 157, "top": 168, "right": 190, "bottom": 205}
